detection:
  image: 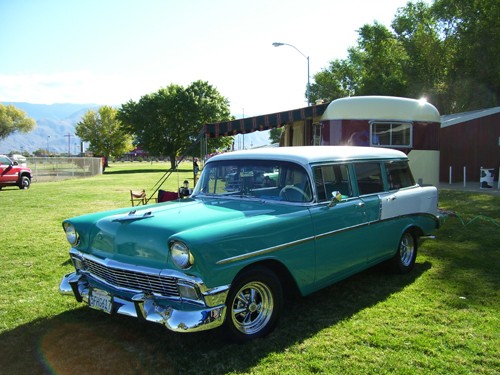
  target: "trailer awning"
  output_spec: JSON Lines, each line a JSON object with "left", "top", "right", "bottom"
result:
{"left": 203, "top": 102, "right": 329, "bottom": 138}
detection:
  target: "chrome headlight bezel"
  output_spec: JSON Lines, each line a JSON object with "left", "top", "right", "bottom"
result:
{"left": 64, "top": 222, "right": 80, "bottom": 246}
{"left": 170, "top": 240, "right": 194, "bottom": 269}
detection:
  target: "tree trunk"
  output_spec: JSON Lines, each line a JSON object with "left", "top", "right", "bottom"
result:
{"left": 169, "top": 154, "right": 176, "bottom": 170}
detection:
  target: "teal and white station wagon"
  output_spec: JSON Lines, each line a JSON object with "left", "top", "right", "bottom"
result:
{"left": 60, "top": 146, "right": 440, "bottom": 341}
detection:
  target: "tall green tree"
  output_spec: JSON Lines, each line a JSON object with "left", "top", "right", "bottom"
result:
{"left": 118, "top": 80, "right": 232, "bottom": 170}
{"left": 75, "top": 106, "right": 133, "bottom": 161}
{"left": 0, "top": 104, "right": 36, "bottom": 140}
{"left": 310, "top": 0, "right": 499, "bottom": 114}
{"left": 432, "top": 0, "right": 500, "bottom": 112}
{"left": 353, "top": 22, "right": 409, "bottom": 96}
{"left": 309, "top": 58, "right": 361, "bottom": 103}
{"left": 392, "top": 1, "right": 449, "bottom": 106}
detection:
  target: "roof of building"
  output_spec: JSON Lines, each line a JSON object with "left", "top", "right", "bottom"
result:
{"left": 440, "top": 106, "right": 500, "bottom": 128}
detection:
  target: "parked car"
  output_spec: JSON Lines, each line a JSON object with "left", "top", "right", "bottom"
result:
{"left": 0, "top": 154, "right": 32, "bottom": 190}
{"left": 59, "top": 146, "right": 441, "bottom": 341}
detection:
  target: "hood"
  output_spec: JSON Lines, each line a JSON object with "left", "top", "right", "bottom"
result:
{"left": 86, "top": 198, "right": 279, "bottom": 267}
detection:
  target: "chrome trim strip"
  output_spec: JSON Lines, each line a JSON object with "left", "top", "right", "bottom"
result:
{"left": 216, "top": 212, "right": 438, "bottom": 265}
{"left": 314, "top": 221, "right": 377, "bottom": 241}
{"left": 216, "top": 236, "right": 315, "bottom": 265}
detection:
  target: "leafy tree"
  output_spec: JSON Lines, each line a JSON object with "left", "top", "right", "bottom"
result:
{"left": 310, "top": 0, "right": 499, "bottom": 114}
{"left": 309, "top": 58, "right": 361, "bottom": 103}
{"left": 432, "top": 0, "right": 500, "bottom": 112}
{"left": 75, "top": 106, "right": 133, "bottom": 162}
{"left": 353, "top": 22, "right": 409, "bottom": 96}
{"left": 0, "top": 104, "right": 36, "bottom": 140}
{"left": 118, "top": 80, "right": 232, "bottom": 170}
{"left": 392, "top": 1, "right": 448, "bottom": 106}
{"left": 269, "top": 127, "right": 284, "bottom": 144}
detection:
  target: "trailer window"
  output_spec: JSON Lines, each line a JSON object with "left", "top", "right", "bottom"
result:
{"left": 371, "top": 122, "right": 412, "bottom": 147}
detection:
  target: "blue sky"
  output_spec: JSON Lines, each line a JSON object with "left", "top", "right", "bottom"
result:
{"left": 0, "top": 0, "right": 419, "bottom": 118}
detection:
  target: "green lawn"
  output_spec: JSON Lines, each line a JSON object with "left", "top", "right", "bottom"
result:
{"left": 0, "top": 162, "right": 498, "bottom": 374}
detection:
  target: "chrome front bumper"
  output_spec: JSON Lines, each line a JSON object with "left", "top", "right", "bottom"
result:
{"left": 60, "top": 272, "right": 227, "bottom": 333}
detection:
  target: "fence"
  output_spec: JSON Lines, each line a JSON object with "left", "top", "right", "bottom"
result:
{"left": 26, "top": 157, "right": 103, "bottom": 183}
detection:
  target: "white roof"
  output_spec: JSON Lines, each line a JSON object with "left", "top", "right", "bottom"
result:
{"left": 322, "top": 96, "right": 440, "bottom": 123}
{"left": 208, "top": 146, "right": 408, "bottom": 166}
{"left": 441, "top": 106, "right": 500, "bottom": 128}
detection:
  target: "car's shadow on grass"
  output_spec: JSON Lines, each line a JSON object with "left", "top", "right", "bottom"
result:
{"left": 0, "top": 262, "right": 431, "bottom": 375}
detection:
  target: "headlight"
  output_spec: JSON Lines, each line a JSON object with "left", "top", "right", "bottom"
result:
{"left": 64, "top": 222, "right": 79, "bottom": 245}
{"left": 170, "top": 241, "right": 194, "bottom": 269}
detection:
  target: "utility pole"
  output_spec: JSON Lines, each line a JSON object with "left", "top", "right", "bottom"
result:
{"left": 64, "top": 133, "right": 73, "bottom": 156}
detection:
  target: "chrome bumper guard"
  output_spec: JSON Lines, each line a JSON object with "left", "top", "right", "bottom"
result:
{"left": 60, "top": 272, "right": 227, "bottom": 333}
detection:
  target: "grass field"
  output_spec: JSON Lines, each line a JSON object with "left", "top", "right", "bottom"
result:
{"left": 0, "top": 161, "right": 499, "bottom": 374}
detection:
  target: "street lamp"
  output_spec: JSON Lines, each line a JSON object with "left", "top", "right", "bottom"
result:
{"left": 47, "top": 136, "right": 50, "bottom": 155}
{"left": 272, "top": 42, "right": 310, "bottom": 106}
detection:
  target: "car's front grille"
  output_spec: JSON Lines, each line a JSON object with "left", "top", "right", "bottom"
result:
{"left": 81, "top": 257, "right": 180, "bottom": 298}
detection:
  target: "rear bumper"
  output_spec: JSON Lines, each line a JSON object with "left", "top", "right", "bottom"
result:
{"left": 60, "top": 272, "right": 227, "bottom": 333}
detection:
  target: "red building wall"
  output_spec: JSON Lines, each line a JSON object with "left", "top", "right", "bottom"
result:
{"left": 439, "top": 113, "right": 500, "bottom": 182}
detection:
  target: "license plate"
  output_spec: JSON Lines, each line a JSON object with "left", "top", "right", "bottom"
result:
{"left": 89, "top": 288, "right": 113, "bottom": 314}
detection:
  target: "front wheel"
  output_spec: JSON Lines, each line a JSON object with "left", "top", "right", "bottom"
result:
{"left": 389, "top": 230, "right": 417, "bottom": 274}
{"left": 223, "top": 266, "right": 283, "bottom": 342}
{"left": 18, "top": 176, "right": 31, "bottom": 189}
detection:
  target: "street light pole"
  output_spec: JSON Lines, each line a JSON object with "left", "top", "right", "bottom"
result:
{"left": 272, "top": 42, "right": 310, "bottom": 106}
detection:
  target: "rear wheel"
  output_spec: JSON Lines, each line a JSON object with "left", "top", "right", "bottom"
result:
{"left": 389, "top": 230, "right": 417, "bottom": 274}
{"left": 224, "top": 266, "right": 283, "bottom": 342}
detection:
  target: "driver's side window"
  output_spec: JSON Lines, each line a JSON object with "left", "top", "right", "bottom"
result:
{"left": 314, "top": 164, "right": 352, "bottom": 202}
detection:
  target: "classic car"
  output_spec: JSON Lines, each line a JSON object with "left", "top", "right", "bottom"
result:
{"left": 59, "top": 146, "right": 440, "bottom": 341}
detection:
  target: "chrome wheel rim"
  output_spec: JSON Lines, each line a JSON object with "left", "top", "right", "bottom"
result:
{"left": 400, "top": 232, "right": 415, "bottom": 267}
{"left": 230, "top": 281, "right": 274, "bottom": 335}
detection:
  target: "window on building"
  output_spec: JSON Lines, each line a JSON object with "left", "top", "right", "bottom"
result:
{"left": 370, "top": 122, "right": 412, "bottom": 147}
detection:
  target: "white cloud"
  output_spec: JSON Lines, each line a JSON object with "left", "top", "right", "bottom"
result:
{"left": 0, "top": 71, "right": 166, "bottom": 105}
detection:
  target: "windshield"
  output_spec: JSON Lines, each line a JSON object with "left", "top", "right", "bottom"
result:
{"left": 193, "top": 159, "right": 313, "bottom": 203}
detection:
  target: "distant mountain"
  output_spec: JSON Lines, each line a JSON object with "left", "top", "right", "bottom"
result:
{"left": 0, "top": 102, "right": 99, "bottom": 154}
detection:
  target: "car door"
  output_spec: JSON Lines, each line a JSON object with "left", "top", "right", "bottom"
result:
{"left": 353, "top": 162, "right": 393, "bottom": 264}
{"left": 0, "top": 156, "right": 17, "bottom": 184}
{"left": 309, "top": 163, "right": 373, "bottom": 289}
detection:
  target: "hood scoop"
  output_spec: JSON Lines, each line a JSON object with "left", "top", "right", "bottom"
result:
{"left": 112, "top": 210, "right": 154, "bottom": 223}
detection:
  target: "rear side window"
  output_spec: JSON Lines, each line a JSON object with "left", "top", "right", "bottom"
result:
{"left": 314, "top": 164, "right": 352, "bottom": 202}
{"left": 354, "top": 163, "right": 384, "bottom": 195}
{"left": 386, "top": 161, "right": 415, "bottom": 190}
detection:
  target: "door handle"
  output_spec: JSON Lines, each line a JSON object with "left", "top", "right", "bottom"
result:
{"left": 356, "top": 202, "right": 365, "bottom": 208}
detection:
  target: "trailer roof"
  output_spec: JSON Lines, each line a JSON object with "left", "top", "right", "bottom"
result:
{"left": 322, "top": 96, "right": 440, "bottom": 123}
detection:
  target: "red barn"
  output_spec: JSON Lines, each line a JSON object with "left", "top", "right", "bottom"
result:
{"left": 440, "top": 107, "right": 500, "bottom": 184}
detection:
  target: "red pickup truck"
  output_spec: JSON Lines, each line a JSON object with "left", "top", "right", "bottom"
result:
{"left": 0, "top": 155, "right": 32, "bottom": 190}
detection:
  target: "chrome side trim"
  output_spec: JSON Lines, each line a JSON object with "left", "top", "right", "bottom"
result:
{"left": 216, "top": 213, "right": 439, "bottom": 265}
{"left": 216, "top": 236, "right": 315, "bottom": 265}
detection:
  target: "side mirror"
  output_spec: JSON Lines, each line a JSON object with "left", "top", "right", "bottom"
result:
{"left": 328, "top": 191, "right": 342, "bottom": 207}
